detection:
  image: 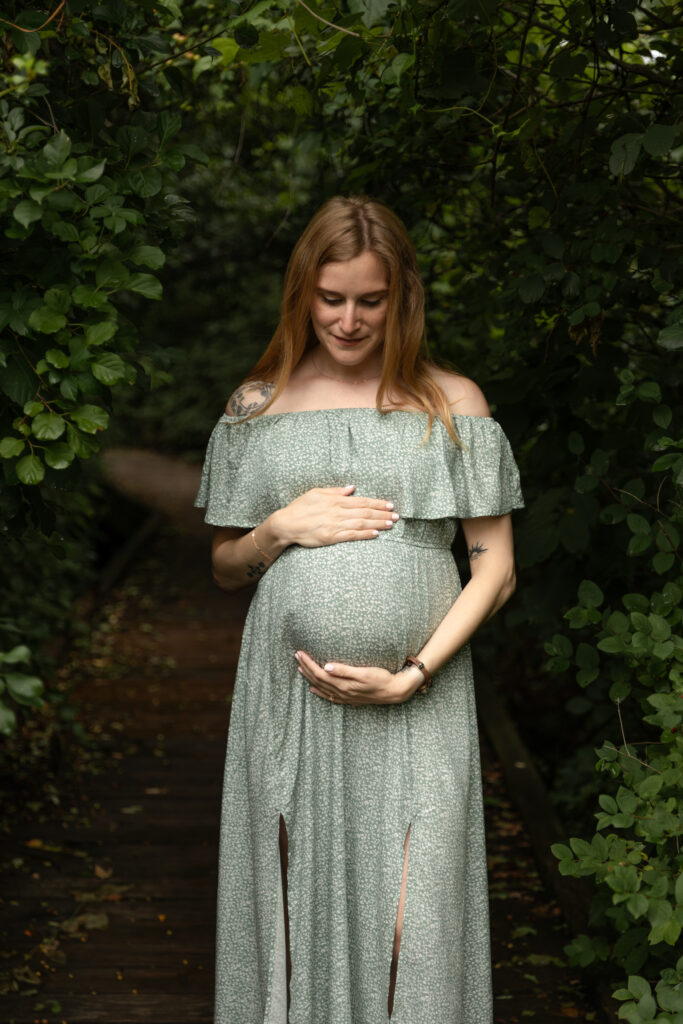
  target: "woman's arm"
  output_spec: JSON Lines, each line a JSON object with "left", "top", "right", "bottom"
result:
{"left": 407, "top": 512, "right": 517, "bottom": 678}
{"left": 296, "top": 512, "right": 517, "bottom": 704}
{"left": 211, "top": 519, "right": 289, "bottom": 591}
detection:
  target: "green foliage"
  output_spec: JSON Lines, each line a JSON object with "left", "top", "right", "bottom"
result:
{"left": 2, "top": 0, "right": 682, "bottom": 1009}
{"left": 0, "top": 644, "right": 44, "bottom": 736}
{"left": 0, "top": 1, "right": 212, "bottom": 732}
{"left": 548, "top": 417, "right": 682, "bottom": 995}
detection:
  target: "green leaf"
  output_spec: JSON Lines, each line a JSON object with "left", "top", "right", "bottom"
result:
{"left": 86, "top": 321, "right": 118, "bottom": 347}
{"left": 518, "top": 274, "right": 545, "bottom": 303}
{"left": 157, "top": 110, "right": 182, "bottom": 145}
{"left": 42, "top": 129, "right": 71, "bottom": 168}
{"left": 550, "top": 843, "right": 573, "bottom": 861}
{"left": 70, "top": 405, "right": 109, "bottom": 434}
{"left": 675, "top": 873, "right": 683, "bottom": 907}
{"left": 638, "top": 775, "right": 663, "bottom": 799}
{"left": 44, "top": 441, "right": 75, "bottom": 469}
{"left": 0, "top": 437, "right": 25, "bottom": 457}
{"left": 15, "top": 454, "right": 45, "bottom": 484}
{"left": 96, "top": 260, "right": 130, "bottom": 290}
{"left": 2, "top": 645, "right": 31, "bottom": 665}
{"left": 32, "top": 412, "right": 65, "bottom": 440}
{"left": 44, "top": 288, "right": 70, "bottom": 313}
{"left": 657, "top": 325, "right": 683, "bottom": 350}
{"left": 578, "top": 579, "right": 603, "bottom": 608}
{"left": 28, "top": 307, "right": 67, "bottom": 334}
{"left": 13, "top": 200, "right": 42, "bottom": 227}
{"left": 5, "top": 672, "right": 43, "bottom": 707}
{"left": 128, "top": 246, "right": 165, "bottom": 270}
{"left": 126, "top": 273, "right": 162, "bottom": 299}
{"left": 361, "top": 0, "right": 391, "bottom": 27}
{"left": 568, "top": 431, "right": 584, "bottom": 455}
{"left": 128, "top": 167, "right": 163, "bottom": 198}
{"left": 45, "top": 348, "right": 70, "bottom": 368}
{"left": 626, "top": 893, "right": 648, "bottom": 919}
{"left": 234, "top": 23, "right": 259, "bottom": 48}
{"left": 627, "top": 513, "right": 650, "bottom": 534}
{"left": 91, "top": 352, "right": 126, "bottom": 386}
{"left": 653, "top": 404, "right": 672, "bottom": 429}
{"left": 76, "top": 159, "right": 106, "bottom": 183}
{"left": 653, "top": 552, "right": 674, "bottom": 574}
{"left": 155, "top": 0, "right": 182, "bottom": 17}
{"left": 637, "top": 381, "right": 661, "bottom": 403}
{"left": 210, "top": 37, "right": 240, "bottom": 66}
{"left": 72, "top": 285, "right": 107, "bottom": 309}
{"left": 662, "top": 916, "right": 681, "bottom": 947}
{"left": 609, "top": 133, "right": 642, "bottom": 176}
{"left": 642, "top": 123, "right": 676, "bottom": 157}
{"left": 0, "top": 700, "right": 17, "bottom": 737}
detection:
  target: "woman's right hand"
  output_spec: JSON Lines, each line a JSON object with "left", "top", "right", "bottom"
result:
{"left": 271, "top": 484, "right": 399, "bottom": 548}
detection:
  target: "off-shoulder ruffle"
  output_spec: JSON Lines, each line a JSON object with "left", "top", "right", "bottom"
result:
{"left": 194, "top": 408, "right": 525, "bottom": 528}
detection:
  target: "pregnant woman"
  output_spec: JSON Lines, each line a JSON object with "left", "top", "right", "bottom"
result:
{"left": 195, "top": 195, "right": 525, "bottom": 1024}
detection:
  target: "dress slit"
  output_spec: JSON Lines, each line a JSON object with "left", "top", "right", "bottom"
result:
{"left": 278, "top": 813, "right": 292, "bottom": 1013}
{"left": 388, "top": 822, "right": 412, "bottom": 1019}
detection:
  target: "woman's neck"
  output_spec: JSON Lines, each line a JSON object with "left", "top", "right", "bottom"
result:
{"left": 309, "top": 346, "right": 383, "bottom": 384}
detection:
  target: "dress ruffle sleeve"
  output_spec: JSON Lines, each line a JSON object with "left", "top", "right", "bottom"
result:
{"left": 194, "top": 415, "right": 282, "bottom": 527}
{"left": 400, "top": 414, "right": 525, "bottom": 520}
{"left": 193, "top": 411, "right": 525, "bottom": 527}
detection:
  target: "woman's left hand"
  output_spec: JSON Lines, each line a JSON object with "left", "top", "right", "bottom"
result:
{"left": 294, "top": 650, "right": 422, "bottom": 705}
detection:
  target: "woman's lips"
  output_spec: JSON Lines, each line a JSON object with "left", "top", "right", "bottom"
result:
{"left": 332, "top": 334, "right": 364, "bottom": 344}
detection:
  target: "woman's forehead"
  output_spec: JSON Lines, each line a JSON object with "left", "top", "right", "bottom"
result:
{"left": 316, "top": 251, "right": 389, "bottom": 292}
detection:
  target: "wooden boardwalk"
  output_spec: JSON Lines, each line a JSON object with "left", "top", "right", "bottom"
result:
{"left": 1, "top": 452, "right": 603, "bottom": 1023}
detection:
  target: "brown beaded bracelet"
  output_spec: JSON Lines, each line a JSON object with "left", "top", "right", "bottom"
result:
{"left": 403, "top": 655, "right": 433, "bottom": 695}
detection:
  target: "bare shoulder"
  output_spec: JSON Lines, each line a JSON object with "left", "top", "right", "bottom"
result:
{"left": 225, "top": 381, "right": 275, "bottom": 417}
{"left": 430, "top": 369, "right": 491, "bottom": 418}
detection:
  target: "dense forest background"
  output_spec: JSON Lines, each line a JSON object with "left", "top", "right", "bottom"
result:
{"left": 1, "top": 0, "right": 681, "bottom": 1016}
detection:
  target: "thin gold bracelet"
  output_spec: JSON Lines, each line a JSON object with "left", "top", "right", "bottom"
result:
{"left": 251, "top": 528, "right": 274, "bottom": 563}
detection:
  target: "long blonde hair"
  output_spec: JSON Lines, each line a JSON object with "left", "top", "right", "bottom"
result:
{"left": 238, "top": 195, "right": 464, "bottom": 446}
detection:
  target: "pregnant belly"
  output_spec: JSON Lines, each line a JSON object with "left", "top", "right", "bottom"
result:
{"left": 262, "top": 538, "right": 460, "bottom": 672}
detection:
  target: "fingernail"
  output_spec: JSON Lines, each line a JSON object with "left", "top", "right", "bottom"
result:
{"left": 294, "top": 652, "right": 300, "bottom": 660}
{"left": 324, "top": 663, "right": 334, "bottom": 672}
{"left": 385, "top": 520, "right": 394, "bottom": 527}
{"left": 385, "top": 502, "right": 394, "bottom": 510}
{"left": 391, "top": 512, "right": 399, "bottom": 521}
{"left": 372, "top": 529, "right": 379, "bottom": 537}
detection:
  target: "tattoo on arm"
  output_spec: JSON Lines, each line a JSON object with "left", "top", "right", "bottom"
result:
{"left": 246, "top": 559, "right": 269, "bottom": 579}
{"left": 227, "top": 382, "right": 275, "bottom": 418}
{"left": 468, "top": 542, "right": 488, "bottom": 560}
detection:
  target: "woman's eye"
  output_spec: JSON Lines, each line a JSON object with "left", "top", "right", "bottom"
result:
{"left": 320, "top": 297, "right": 382, "bottom": 307}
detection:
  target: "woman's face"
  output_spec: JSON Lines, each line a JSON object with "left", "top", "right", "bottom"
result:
{"left": 310, "top": 251, "right": 389, "bottom": 369}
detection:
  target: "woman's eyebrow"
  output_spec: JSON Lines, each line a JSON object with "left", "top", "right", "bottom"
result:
{"left": 316, "top": 287, "right": 389, "bottom": 298}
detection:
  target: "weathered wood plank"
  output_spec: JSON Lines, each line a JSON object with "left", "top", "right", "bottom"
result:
{"left": 3, "top": 994, "right": 212, "bottom": 1023}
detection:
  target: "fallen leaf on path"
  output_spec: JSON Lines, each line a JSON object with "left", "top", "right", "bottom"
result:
{"left": 73, "top": 883, "right": 132, "bottom": 902}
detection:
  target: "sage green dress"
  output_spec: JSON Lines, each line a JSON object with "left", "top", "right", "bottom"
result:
{"left": 195, "top": 407, "right": 525, "bottom": 1024}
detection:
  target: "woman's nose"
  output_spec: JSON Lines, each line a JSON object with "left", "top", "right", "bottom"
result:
{"left": 339, "top": 302, "right": 359, "bottom": 334}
